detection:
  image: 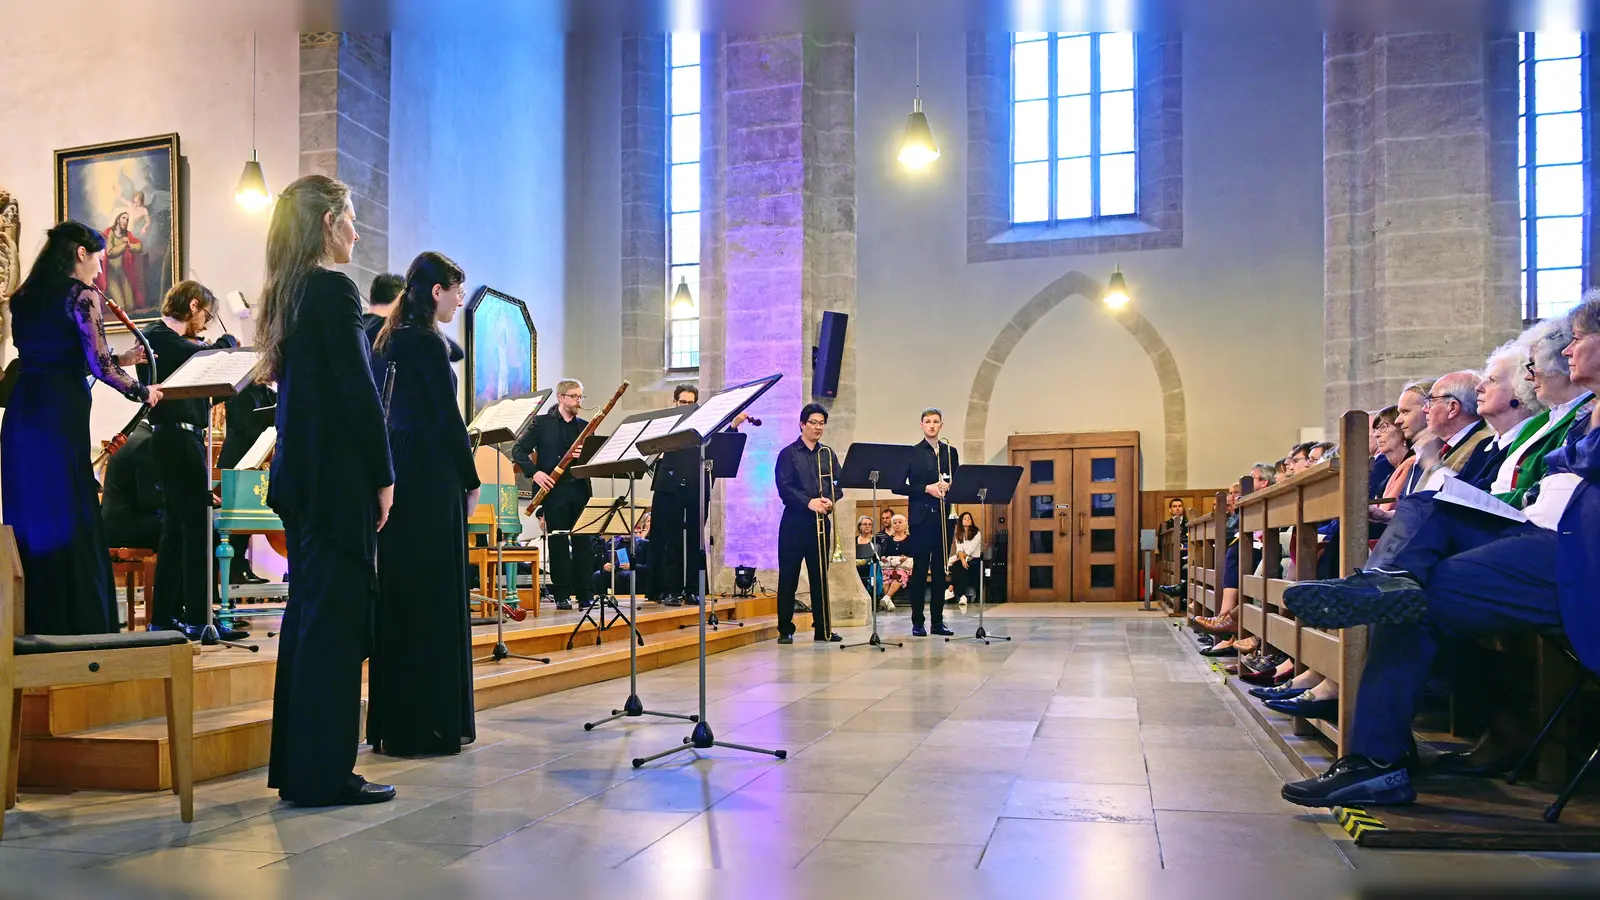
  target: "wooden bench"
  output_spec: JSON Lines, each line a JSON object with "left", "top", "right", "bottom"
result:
{"left": 0, "top": 525, "right": 194, "bottom": 840}
{"left": 1156, "top": 520, "right": 1184, "bottom": 615}
{"left": 1185, "top": 492, "right": 1227, "bottom": 618}
{"left": 1232, "top": 410, "right": 1370, "bottom": 756}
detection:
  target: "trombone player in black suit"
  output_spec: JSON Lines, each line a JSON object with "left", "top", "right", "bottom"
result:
{"left": 775, "top": 403, "right": 843, "bottom": 644}
{"left": 896, "top": 408, "right": 957, "bottom": 636}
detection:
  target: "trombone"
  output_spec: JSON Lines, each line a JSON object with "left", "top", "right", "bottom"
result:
{"left": 815, "top": 443, "right": 843, "bottom": 636}
{"left": 938, "top": 438, "right": 952, "bottom": 575}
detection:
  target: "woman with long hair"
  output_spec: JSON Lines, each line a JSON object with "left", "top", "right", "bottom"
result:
{"left": 366, "top": 251, "right": 479, "bottom": 756}
{"left": 2, "top": 221, "right": 163, "bottom": 634}
{"left": 257, "top": 175, "right": 396, "bottom": 807}
{"left": 948, "top": 510, "right": 983, "bottom": 607}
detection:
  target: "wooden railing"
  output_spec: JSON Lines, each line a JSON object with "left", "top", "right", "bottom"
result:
{"left": 1185, "top": 491, "right": 1228, "bottom": 618}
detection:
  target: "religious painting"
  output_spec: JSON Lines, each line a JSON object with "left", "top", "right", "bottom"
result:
{"left": 54, "top": 133, "right": 182, "bottom": 328}
{"left": 464, "top": 286, "right": 537, "bottom": 421}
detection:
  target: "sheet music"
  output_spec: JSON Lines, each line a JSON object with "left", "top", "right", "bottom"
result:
{"left": 235, "top": 427, "right": 276, "bottom": 470}
{"left": 469, "top": 395, "right": 545, "bottom": 437}
{"left": 1433, "top": 476, "right": 1528, "bottom": 523}
{"left": 588, "top": 419, "right": 650, "bottom": 466}
{"left": 627, "top": 416, "right": 683, "bottom": 460}
{"left": 537, "top": 390, "right": 562, "bottom": 416}
{"left": 669, "top": 383, "right": 764, "bottom": 438}
{"left": 163, "top": 349, "right": 260, "bottom": 391}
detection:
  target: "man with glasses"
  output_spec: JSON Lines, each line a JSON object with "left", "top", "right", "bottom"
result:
{"left": 774, "top": 404, "right": 843, "bottom": 644}
{"left": 650, "top": 384, "right": 709, "bottom": 606}
{"left": 1411, "top": 370, "right": 1491, "bottom": 491}
{"left": 512, "top": 379, "right": 594, "bottom": 610}
{"left": 139, "top": 281, "right": 248, "bottom": 639}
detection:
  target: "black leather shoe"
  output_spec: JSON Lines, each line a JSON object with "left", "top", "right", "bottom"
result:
{"left": 1157, "top": 583, "right": 1185, "bottom": 599}
{"left": 1264, "top": 695, "right": 1339, "bottom": 721}
{"left": 1250, "top": 685, "right": 1309, "bottom": 701}
{"left": 231, "top": 569, "right": 269, "bottom": 586}
{"left": 931, "top": 625, "right": 954, "bottom": 636}
{"left": 555, "top": 600, "right": 573, "bottom": 611}
{"left": 1199, "top": 643, "right": 1238, "bottom": 658}
{"left": 815, "top": 632, "right": 843, "bottom": 642}
{"left": 912, "top": 625, "right": 928, "bottom": 637}
{"left": 285, "top": 776, "right": 396, "bottom": 808}
{"left": 776, "top": 635, "right": 793, "bottom": 645}
{"left": 217, "top": 625, "right": 252, "bottom": 641}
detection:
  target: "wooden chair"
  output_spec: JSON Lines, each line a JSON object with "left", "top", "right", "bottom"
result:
{"left": 108, "top": 547, "right": 158, "bottom": 631}
{"left": 0, "top": 526, "right": 194, "bottom": 840}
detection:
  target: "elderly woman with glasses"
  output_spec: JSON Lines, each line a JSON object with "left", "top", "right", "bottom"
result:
{"left": 1493, "top": 316, "right": 1595, "bottom": 507}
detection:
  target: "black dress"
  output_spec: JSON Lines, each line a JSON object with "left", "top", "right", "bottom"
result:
{"left": 266, "top": 269, "right": 393, "bottom": 805}
{"left": 366, "top": 325, "right": 479, "bottom": 756}
{"left": 2, "top": 280, "right": 148, "bottom": 634}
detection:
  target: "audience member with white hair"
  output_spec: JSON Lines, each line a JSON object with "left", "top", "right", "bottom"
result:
{"left": 1494, "top": 315, "right": 1596, "bottom": 507}
{"left": 1460, "top": 339, "right": 1548, "bottom": 490}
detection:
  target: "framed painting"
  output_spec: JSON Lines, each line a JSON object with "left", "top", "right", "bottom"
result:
{"left": 55, "top": 133, "right": 182, "bottom": 328}
{"left": 464, "top": 286, "right": 537, "bottom": 421}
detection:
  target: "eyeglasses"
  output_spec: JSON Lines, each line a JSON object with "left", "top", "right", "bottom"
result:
{"left": 562, "top": 392, "right": 584, "bottom": 400}
{"left": 1526, "top": 360, "right": 1539, "bottom": 377}
{"left": 675, "top": 398, "right": 696, "bottom": 406}
{"left": 804, "top": 418, "right": 827, "bottom": 427}
{"left": 1422, "top": 394, "right": 1457, "bottom": 408}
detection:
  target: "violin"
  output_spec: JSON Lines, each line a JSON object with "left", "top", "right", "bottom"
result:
{"left": 92, "top": 298, "right": 157, "bottom": 468}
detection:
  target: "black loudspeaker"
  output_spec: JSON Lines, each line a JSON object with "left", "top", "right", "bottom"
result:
{"left": 811, "top": 311, "right": 848, "bottom": 399}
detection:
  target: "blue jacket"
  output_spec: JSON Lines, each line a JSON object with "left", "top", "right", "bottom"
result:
{"left": 1550, "top": 414, "right": 1600, "bottom": 673}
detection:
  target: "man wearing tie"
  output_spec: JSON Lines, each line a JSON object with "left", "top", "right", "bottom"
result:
{"left": 895, "top": 408, "right": 957, "bottom": 637}
{"left": 1410, "top": 371, "right": 1491, "bottom": 493}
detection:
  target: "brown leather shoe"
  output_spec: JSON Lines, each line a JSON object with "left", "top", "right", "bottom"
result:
{"left": 1193, "top": 612, "right": 1237, "bottom": 635}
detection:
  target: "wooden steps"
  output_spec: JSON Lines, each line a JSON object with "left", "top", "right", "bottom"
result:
{"left": 19, "top": 596, "right": 783, "bottom": 792}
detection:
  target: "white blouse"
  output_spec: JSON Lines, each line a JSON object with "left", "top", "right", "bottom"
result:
{"left": 948, "top": 530, "right": 983, "bottom": 565}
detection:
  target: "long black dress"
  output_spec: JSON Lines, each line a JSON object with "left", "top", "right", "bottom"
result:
{"left": 2, "top": 280, "right": 148, "bottom": 634}
{"left": 266, "top": 268, "right": 393, "bottom": 805}
{"left": 366, "top": 325, "right": 478, "bottom": 756}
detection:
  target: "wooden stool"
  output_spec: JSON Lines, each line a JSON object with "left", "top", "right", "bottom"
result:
{"left": 1, "top": 526, "right": 194, "bottom": 840}
{"left": 108, "top": 547, "right": 157, "bottom": 632}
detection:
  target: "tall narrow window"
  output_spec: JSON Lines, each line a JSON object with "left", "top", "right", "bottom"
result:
{"left": 1011, "top": 32, "right": 1137, "bottom": 226}
{"left": 667, "top": 32, "right": 702, "bottom": 370}
{"left": 1520, "top": 33, "right": 1590, "bottom": 320}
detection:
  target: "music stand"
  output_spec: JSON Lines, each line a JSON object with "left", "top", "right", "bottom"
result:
{"left": 563, "top": 495, "right": 628, "bottom": 649}
{"left": 631, "top": 374, "right": 786, "bottom": 767}
{"left": 837, "top": 443, "right": 911, "bottom": 652}
{"left": 163, "top": 348, "right": 263, "bottom": 652}
{"left": 677, "top": 431, "right": 748, "bottom": 630}
{"left": 573, "top": 407, "right": 699, "bottom": 731}
{"left": 468, "top": 393, "right": 552, "bottom": 667}
{"left": 944, "top": 464, "right": 1023, "bottom": 645}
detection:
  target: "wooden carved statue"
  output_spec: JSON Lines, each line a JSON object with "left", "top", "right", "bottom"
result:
{"left": 0, "top": 190, "right": 19, "bottom": 361}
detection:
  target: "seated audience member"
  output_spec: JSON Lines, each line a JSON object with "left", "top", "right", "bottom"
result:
{"left": 854, "top": 515, "right": 893, "bottom": 612}
{"left": 1157, "top": 497, "right": 1189, "bottom": 598}
{"left": 1409, "top": 370, "right": 1490, "bottom": 491}
{"left": 1288, "top": 443, "right": 1314, "bottom": 473}
{"left": 1309, "top": 442, "right": 1337, "bottom": 465}
{"left": 1495, "top": 316, "right": 1595, "bottom": 507}
{"left": 948, "top": 511, "right": 983, "bottom": 606}
{"left": 1189, "top": 465, "right": 1274, "bottom": 640}
{"left": 1368, "top": 412, "right": 1396, "bottom": 497}
{"left": 1392, "top": 379, "right": 1435, "bottom": 495}
{"left": 877, "top": 508, "right": 894, "bottom": 540}
{"left": 592, "top": 532, "right": 648, "bottom": 600}
{"left": 1457, "top": 339, "right": 1546, "bottom": 491}
{"left": 879, "top": 514, "right": 914, "bottom": 609}
{"left": 1277, "top": 298, "right": 1600, "bottom": 808}
{"left": 101, "top": 421, "right": 162, "bottom": 551}
{"left": 1370, "top": 406, "right": 1416, "bottom": 525}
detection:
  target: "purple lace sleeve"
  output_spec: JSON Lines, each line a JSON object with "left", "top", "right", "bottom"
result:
{"left": 68, "top": 284, "right": 148, "bottom": 403}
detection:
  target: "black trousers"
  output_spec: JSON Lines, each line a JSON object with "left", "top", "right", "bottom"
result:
{"left": 906, "top": 520, "right": 947, "bottom": 629}
{"left": 150, "top": 427, "right": 211, "bottom": 626}
{"left": 650, "top": 488, "right": 703, "bottom": 598}
{"left": 777, "top": 511, "right": 831, "bottom": 639}
{"left": 950, "top": 558, "right": 980, "bottom": 600}
{"left": 543, "top": 494, "right": 593, "bottom": 604}
{"left": 267, "top": 513, "right": 373, "bottom": 804}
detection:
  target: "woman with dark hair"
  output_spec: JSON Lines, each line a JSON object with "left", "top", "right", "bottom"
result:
{"left": 2, "top": 221, "right": 163, "bottom": 634}
{"left": 947, "top": 510, "right": 983, "bottom": 607}
{"left": 256, "top": 174, "right": 396, "bottom": 807}
{"left": 139, "top": 280, "right": 247, "bottom": 638}
{"left": 366, "top": 251, "right": 480, "bottom": 756}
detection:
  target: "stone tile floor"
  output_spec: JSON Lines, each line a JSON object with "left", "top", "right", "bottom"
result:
{"left": 4, "top": 610, "right": 1600, "bottom": 890}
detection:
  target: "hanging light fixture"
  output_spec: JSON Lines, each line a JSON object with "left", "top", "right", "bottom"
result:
{"left": 235, "top": 33, "right": 271, "bottom": 210}
{"left": 1102, "top": 266, "right": 1131, "bottom": 309}
{"left": 898, "top": 32, "right": 940, "bottom": 169}
{"left": 671, "top": 275, "right": 697, "bottom": 318}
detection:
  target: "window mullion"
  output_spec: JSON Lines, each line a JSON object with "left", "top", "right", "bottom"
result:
{"left": 1089, "top": 34, "right": 1101, "bottom": 219}
{"left": 1048, "top": 35, "right": 1059, "bottom": 226}
{"left": 1528, "top": 37, "right": 1540, "bottom": 320}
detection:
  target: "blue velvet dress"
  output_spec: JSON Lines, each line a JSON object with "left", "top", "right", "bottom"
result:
{"left": 2, "top": 280, "right": 147, "bottom": 634}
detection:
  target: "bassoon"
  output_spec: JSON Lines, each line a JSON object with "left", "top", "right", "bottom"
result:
{"left": 524, "top": 380, "right": 630, "bottom": 514}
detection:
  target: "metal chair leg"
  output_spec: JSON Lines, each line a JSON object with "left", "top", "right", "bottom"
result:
{"left": 1546, "top": 738, "right": 1600, "bottom": 823}
{"left": 1508, "top": 673, "right": 1588, "bottom": 787}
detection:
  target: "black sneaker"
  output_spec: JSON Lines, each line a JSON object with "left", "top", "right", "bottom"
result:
{"left": 1281, "top": 754, "right": 1416, "bottom": 808}
{"left": 912, "top": 625, "right": 928, "bottom": 637}
{"left": 776, "top": 635, "right": 793, "bottom": 645}
{"left": 1157, "top": 584, "right": 1185, "bottom": 599}
{"left": 555, "top": 600, "right": 573, "bottom": 611}
{"left": 1283, "top": 570, "right": 1426, "bottom": 629}
{"left": 930, "top": 625, "right": 954, "bottom": 636}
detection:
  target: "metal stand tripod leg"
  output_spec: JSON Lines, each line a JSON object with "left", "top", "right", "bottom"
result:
{"left": 203, "top": 398, "right": 258, "bottom": 652}
{"left": 586, "top": 473, "right": 695, "bottom": 730}
{"left": 949, "top": 488, "right": 1009, "bottom": 645}
{"left": 843, "top": 473, "right": 901, "bottom": 651}
{"left": 473, "top": 447, "right": 549, "bottom": 666}
{"left": 633, "top": 443, "right": 784, "bottom": 766}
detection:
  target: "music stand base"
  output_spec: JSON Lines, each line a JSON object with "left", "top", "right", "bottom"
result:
{"left": 584, "top": 694, "right": 698, "bottom": 730}
{"left": 630, "top": 719, "right": 786, "bottom": 768}
{"left": 841, "top": 631, "right": 901, "bottom": 651}
{"left": 948, "top": 626, "right": 1011, "bottom": 645}
{"left": 473, "top": 641, "right": 550, "bottom": 666}
{"left": 197, "top": 623, "right": 258, "bottom": 653}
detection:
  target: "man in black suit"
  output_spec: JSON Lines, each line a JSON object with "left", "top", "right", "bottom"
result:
{"left": 512, "top": 379, "right": 594, "bottom": 610}
{"left": 360, "top": 272, "right": 404, "bottom": 342}
{"left": 649, "top": 384, "right": 705, "bottom": 605}
{"left": 101, "top": 421, "right": 162, "bottom": 550}
{"left": 894, "top": 408, "right": 957, "bottom": 636}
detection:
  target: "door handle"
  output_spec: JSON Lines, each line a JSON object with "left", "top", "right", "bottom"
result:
{"left": 1057, "top": 511, "right": 1068, "bottom": 536}
{"left": 1078, "top": 512, "right": 1086, "bottom": 537}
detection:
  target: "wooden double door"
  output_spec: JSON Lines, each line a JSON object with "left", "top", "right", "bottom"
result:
{"left": 1007, "top": 432, "right": 1140, "bottom": 602}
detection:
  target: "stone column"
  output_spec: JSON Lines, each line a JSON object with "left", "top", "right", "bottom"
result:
{"left": 619, "top": 35, "right": 671, "bottom": 412}
{"left": 299, "top": 33, "right": 392, "bottom": 287}
{"left": 709, "top": 34, "right": 863, "bottom": 624}
{"left": 1323, "top": 33, "right": 1522, "bottom": 423}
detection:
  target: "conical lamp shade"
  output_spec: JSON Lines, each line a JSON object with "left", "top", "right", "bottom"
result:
{"left": 1103, "top": 269, "right": 1131, "bottom": 309}
{"left": 899, "top": 102, "right": 940, "bottom": 169}
{"left": 235, "top": 157, "right": 271, "bottom": 211}
{"left": 671, "top": 277, "right": 697, "bottom": 318}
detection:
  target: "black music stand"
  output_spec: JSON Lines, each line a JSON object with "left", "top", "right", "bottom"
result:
{"left": 563, "top": 496, "right": 628, "bottom": 649}
{"left": 944, "top": 464, "right": 1023, "bottom": 645}
{"left": 631, "top": 374, "right": 786, "bottom": 768}
{"left": 573, "top": 407, "right": 698, "bottom": 731}
{"left": 469, "top": 393, "right": 552, "bottom": 667}
{"left": 838, "top": 443, "right": 911, "bottom": 651}
{"left": 162, "top": 347, "right": 263, "bottom": 653}
{"left": 677, "top": 431, "right": 747, "bottom": 630}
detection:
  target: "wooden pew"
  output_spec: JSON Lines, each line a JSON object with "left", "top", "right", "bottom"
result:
{"left": 1185, "top": 491, "right": 1228, "bottom": 618}
{"left": 1232, "top": 410, "right": 1370, "bottom": 756}
{"left": 1156, "top": 519, "right": 1184, "bottom": 614}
